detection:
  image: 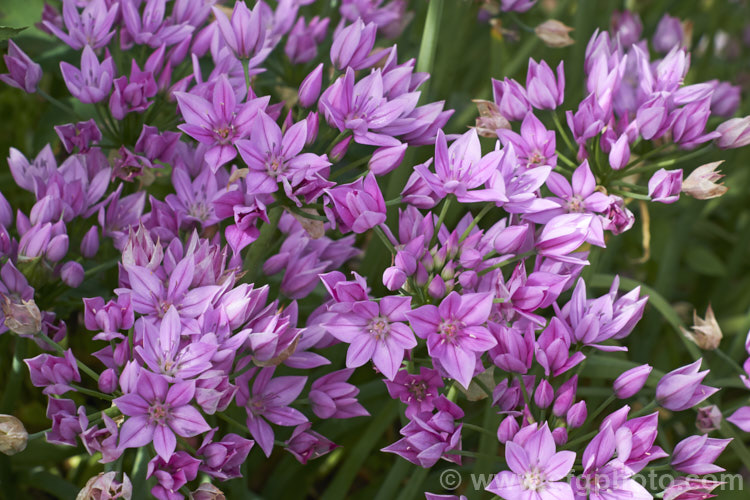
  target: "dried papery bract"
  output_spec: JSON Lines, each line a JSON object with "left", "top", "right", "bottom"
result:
{"left": 190, "top": 483, "right": 226, "bottom": 500}
{"left": 76, "top": 472, "right": 132, "bottom": 500}
{"left": 535, "top": 20, "right": 575, "bottom": 48}
{"left": 682, "top": 161, "right": 728, "bottom": 200}
{"left": 681, "top": 304, "right": 723, "bottom": 350}
{"left": 0, "top": 415, "right": 28, "bottom": 455}
{"left": 1, "top": 293, "right": 41, "bottom": 335}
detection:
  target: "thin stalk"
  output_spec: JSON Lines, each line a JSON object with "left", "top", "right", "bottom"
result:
{"left": 563, "top": 429, "right": 598, "bottom": 450}
{"left": 415, "top": 0, "right": 445, "bottom": 97}
{"left": 463, "top": 422, "right": 497, "bottom": 438}
{"left": 588, "top": 394, "right": 617, "bottom": 423}
{"left": 430, "top": 196, "right": 452, "bottom": 248}
{"left": 373, "top": 225, "right": 396, "bottom": 255}
{"left": 325, "top": 130, "right": 351, "bottom": 156}
{"left": 479, "top": 250, "right": 535, "bottom": 276}
{"left": 624, "top": 145, "right": 712, "bottom": 176}
{"left": 517, "top": 374, "right": 532, "bottom": 412}
{"left": 331, "top": 154, "right": 372, "bottom": 179}
{"left": 631, "top": 400, "right": 658, "bottom": 418}
{"left": 84, "top": 259, "right": 120, "bottom": 278}
{"left": 215, "top": 411, "right": 249, "bottom": 434}
{"left": 35, "top": 333, "right": 100, "bottom": 382}
{"left": 37, "top": 88, "right": 81, "bottom": 119}
{"left": 556, "top": 150, "right": 578, "bottom": 169}
{"left": 552, "top": 111, "right": 576, "bottom": 155}
{"left": 243, "top": 58, "right": 252, "bottom": 93}
{"left": 70, "top": 384, "right": 113, "bottom": 401}
{"left": 713, "top": 348, "right": 745, "bottom": 375}
{"left": 610, "top": 189, "right": 651, "bottom": 201}
{"left": 459, "top": 204, "right": 493, "bottom": 243}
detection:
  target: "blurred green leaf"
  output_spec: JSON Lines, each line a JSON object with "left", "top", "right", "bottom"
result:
{"left": 685, "top": 246, "right": 727, "bottom": 277}
{"left": 0, "top": 25, "right": 25, "bottom": 42}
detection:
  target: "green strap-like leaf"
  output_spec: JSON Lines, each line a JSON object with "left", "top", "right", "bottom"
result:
{"left": 320, "top": 399, "right": 398, "bottom": 500}
{"left": 0, "top": 26, "right": 27, "bottom": 43}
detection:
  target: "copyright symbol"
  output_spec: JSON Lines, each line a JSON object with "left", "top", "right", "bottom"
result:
{"left": 439, "top": 468, "right": 461, "bottom": 490}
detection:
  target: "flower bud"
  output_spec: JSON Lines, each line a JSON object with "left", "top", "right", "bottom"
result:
{"left": 526, "top": 59, "right": 565, "bottom": 110}
{"left": 18, "top": 222, "right": 51, "bottom": 259}
{"left": 662, "top": 477, "right": 724, "bottom": 500}
{"left": 427, "top": 275, "right": 446, "bottom": 300}
{"left": 671, "top": 435, "right": 731, "bottom": 475}
{"left": 534, "top": 379, "right": 554, "bottom": 409}
{"left": 497, "top": 415, "right": 519, "bottom": 444}
{"left": 551, "top": 426, "right": 568, "bottom": 446}
{"left": 608, "top": 134, "right": 630, "bottom": 170}
{"left": 0, "top": 192, "right": 12, "bottom": 228}
{"left": 711, "top": 81, "right": 741, "bottom": 118}
{"left": 46, "top": 233, "right": 69, "bottom": 262}
{"left": 305, "top": 111, "right": 319, "bottom": 145}
{"left": 501, "top": 0, "right": 536, "bottom": 13}
{"left": 1, "top": 293, "right": 42, "bottom": 335}
{"left": 681, "top": 304, "right": 722, "bottom": 350}
{"left": 98, "top": 368, "right": 118, "bottom": 394}
{"left": 648, "top": 168, "right": 682, "bottom": 204}
{"left": 696, "top": 405, "right": 722, "bottom": 433}
{"left": 716, "top": 116, "right": 750, "bottom": 149}
{"left": 491, "top": 78, "right": 531, "bottom": 122}
{"left": 656, "top": 358, "right": 718, "bottom": 411}
{"left": 330, "top": 135, "right": 352, "bottom": 162}
{"left": 610, "top": 10, "right": 643, "bottom": 47}
{"left": 535, "top": 20, "right": 575, "bottom": 48}
{"left": 567, "top": 400, "right": 587, "bottom": 428}
{"left": 330, "top": 20, "right": 383, "bottom": 70}
{"left": 298, "top": 63, "right": 323, "bottom": 108}
{"left": 493, "top": 224, "right": 529, "bottom": 254}
{"left": 0, "top": 40, "right": 42, "bottom": 93}
{"left": 80, "top": 226, "right": 100, "bottom": 259}
{"left": 60, "top": 261, "right": 84, "bottom": 288}
{"left": 614, "top": 364, "right": 653, "bottom": 399}
{"left": 0, "top": 414, "right": 28, "bottom": 455}
{"left": 383, "top": 266, "right": 406, "bottom": 291}
{"left": 552, "top": 375, "right": 577, "bottom": 417}
{"left": 369, "top": 143, "right": 407, "bottom": 175}
{"left": 653, "top": 14, "right": 686, "bottom": 53}
{"left": 190, "top": 483, "right": 226, "bottom": 500}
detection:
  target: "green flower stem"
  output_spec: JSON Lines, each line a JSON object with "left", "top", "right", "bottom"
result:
{"left": 35, "top": 332, "right": 100, "bottom": 383}
{"left": 517, "top": 374, "right": 532, "bottom": 412}
{"left": 552, "top": 111, "right": 576, "bottom": 155}
{"left": 215, "top": 411, "right": 250, "bottom": 434}
{"left": 623, "top": 145, "right": 712, "bottom": 177}
{"left": 479, "top": 250, "right": 535, "bottom": 276}
{"left": 556, "top": 150, "right": 578, "bottom": 169}
{"left": 373, "top": 225, "right": 396, "bottom": 255}
{"left": 70, "top": 384, "right": 113, "bottom": 401}
{"left": 415, "top": 0, "right": 445, "bottom": 97}
{"left": 459, "top": 204, "right": 494, "bottom": 243}
{"left": 712, "top": 348, "right": 745, "bottom": 375}
{"left": 631, "top": 400, "right": 658, "bottom": 418}
{"left": 588, "top": 394, "right": 617, "bottom": 423}
{"left": 325, "top": 130, "right": 351, "bottom": 157}
{"left": 463, "top": 422, "right": 497, "bottom": 438}
{"left": 37, "top": 88, "right": 81, "bottom": 119}
{"left": 83, "top": 259, "right": 120, "bottom": 278}
{"left": 430, "top": 196, "right": 452, "bottom": 248}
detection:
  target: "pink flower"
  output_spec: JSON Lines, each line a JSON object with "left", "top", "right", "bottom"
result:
{"left": 114, "top": 370, "right": 211, "bottom": 461}
{"left": 406, "top": 292, "right": 496, "bottom": 388}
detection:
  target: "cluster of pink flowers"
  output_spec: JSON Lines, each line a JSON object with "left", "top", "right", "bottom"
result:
{"left": 1, "top": 1, "right": 749, "bottom": 499}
